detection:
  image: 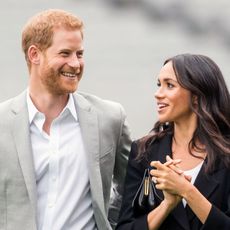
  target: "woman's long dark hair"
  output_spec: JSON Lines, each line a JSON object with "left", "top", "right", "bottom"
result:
{"left": 138, "top": 54, "right": 230, "bottom": 173}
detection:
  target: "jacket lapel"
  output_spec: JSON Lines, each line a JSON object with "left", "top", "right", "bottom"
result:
{"left": 11, "top": 91, "right": 37, "bottom": 217}
{"left": 151, "top": 134, "right": 173, "bottom": 203}
{"left": 73, "top": 93, "right": 105, "bottom": 214}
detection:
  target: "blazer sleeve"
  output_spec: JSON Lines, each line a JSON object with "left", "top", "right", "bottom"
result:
{"left": 108, "top": 104, "right": 132, "bottom": 229}
{"left": 115, "top": 142, "right": 149, "bottom": 230}
{"left": 198, "top": 160, "right": 230, "bottom": 230}
{"left": 201, "top": 193, "right": 230, "bottom": 230}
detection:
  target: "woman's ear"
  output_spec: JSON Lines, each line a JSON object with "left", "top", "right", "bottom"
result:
{"left": 27, "top": 45, "right": 41, "bottom": 65}
{"left": 192, "top": 95, "right": 198, "bottom": 105}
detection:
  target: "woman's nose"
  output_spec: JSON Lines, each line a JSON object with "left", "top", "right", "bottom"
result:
{"left": 154, "top": 87, "right": 163, "bottom": 99}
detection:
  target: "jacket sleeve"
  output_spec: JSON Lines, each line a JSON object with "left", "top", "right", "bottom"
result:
{"left": 201, "top": 196, "right": 230, "bottom": 230}
{"left": 200, "top": 163, "right": 230, "bottom": 230}
{"left": 108, "top": 105, "right": 132, "bottom": 229}
{"left": 115, "top": 142, "right": 149, "bottom": 230}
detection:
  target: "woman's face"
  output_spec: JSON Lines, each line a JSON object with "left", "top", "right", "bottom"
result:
{"left": 155, "top": 61, "right": 194, "bottom": 124}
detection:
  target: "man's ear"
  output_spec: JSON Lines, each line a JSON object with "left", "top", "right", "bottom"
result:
{"left": 28, "top": 45, "right": 41, "bottom": 65}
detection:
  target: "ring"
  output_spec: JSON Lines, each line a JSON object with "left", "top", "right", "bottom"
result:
{"left": 152, "top": 177, "right": 157, "bottom": 184}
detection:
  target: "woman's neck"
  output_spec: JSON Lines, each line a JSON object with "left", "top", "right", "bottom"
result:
{"left": 173, "top": 119, "right": 197, "bottom": 148}
{"left": 172, "top": 118, "right": 206, "bottom": 170}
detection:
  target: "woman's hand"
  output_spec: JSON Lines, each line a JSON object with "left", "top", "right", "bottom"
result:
{"left": 147, "top": 159, "right": 183, "bottom": 230}
{"left": 151, "top": 158, "right": 183, "bottom": 209}
{"left": 165, "top": 155, "right": 192, "bottom": 182}
{"left": 150, "top": 160, "right": 191, "bottom": 197}
{"left": 161, "top": 188, "right": 182, "bottom": 210}
{"left": 150, "top": 157, "right": 212, "bottom": 224}
{"left": 147, "top": 158, "right": 193, "bottom": 229}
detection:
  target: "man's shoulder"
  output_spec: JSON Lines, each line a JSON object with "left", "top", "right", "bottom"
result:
{"left": 0, "top": 97, "right": 15, "bottom": 112}
{"left": 0, "top": 91, "right": 26, "bottom": 115}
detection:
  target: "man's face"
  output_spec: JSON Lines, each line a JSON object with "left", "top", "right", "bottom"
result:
{"left": 39, "top": 27, "right": 84, "bottom": 95}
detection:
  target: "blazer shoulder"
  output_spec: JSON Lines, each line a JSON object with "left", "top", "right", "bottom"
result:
{"left": 0, "top": 97, "right": 19, "bottom": 127}
{"left": 0, "top": 97, "right": 14, "bottom": 111}
{"left": 0, "top": 91, "right": 26, "bottom": 124}
{"left": 0, "top": 91, "right": 27, "bottom": 114}
{"left": 76, "top": 91, "right": 126, "bottom": 117}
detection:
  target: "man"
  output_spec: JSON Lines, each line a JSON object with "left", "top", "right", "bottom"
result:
{"left": 0, "top": 9, "right": 131, "bottom": 230}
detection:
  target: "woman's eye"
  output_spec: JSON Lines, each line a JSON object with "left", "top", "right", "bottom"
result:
{"left": 167, "top": 83, "right": 174, "bottom": 88}
{"left": 157, "top": 82, "right": 161, "bottom": 87}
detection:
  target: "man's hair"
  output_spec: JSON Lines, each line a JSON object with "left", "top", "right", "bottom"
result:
{"left": 22, "top": 9, "right": 84, "bottom": 68}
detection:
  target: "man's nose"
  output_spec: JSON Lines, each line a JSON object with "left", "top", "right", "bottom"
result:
{"left": 68, "top": 56, "right": 80, "bottom": 68}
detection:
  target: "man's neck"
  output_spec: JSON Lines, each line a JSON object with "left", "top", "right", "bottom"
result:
{"left": 29, "top": 90, "right": 69, "bottom": 121}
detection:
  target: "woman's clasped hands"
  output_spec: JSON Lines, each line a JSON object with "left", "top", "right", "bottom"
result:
{"left": 150, "top": 156, "right": 192, "bottom": 209}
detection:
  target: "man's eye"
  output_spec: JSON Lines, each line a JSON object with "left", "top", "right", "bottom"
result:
{"left": 77, "top": 52, "right": 84, "bottom": 58}
{"left": 60, "top": 52, "right": 69, "bottom": 56}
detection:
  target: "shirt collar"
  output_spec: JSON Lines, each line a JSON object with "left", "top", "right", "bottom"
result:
{"left": 26, "top": 90, "right": 78, "bottom": 124}
{"left": 27, "top": 90, "right": 39, "bottom": 124}
{"left": 63, "top": 94, "right": 78, "bottom": 122}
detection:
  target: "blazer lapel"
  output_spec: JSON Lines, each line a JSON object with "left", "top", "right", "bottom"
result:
{"left": 11, "top": 91, "right": 37, "bottom": 216}
{"left": 73, "top": 93, "right": 105, "bottom": 213}
{"left": 151, "top": 134, "right": 173, "bottom": 203}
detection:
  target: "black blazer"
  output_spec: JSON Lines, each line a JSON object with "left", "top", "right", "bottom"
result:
{"left": 116, "top": 134, "right": 230, "bottom": 230}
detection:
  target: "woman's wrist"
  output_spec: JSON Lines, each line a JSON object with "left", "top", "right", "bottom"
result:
{"left": 180, "top": 181, "right": 195, "bottom": 201}
{"left": 161, "top": 198, "right": 178, "bottom": 213}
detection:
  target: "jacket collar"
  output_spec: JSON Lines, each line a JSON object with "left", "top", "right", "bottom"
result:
{"left": 11, "top": 91, "right": 37, "bottom": 220}
{"left": 72, "top": 93, "right": 106, "bottom": 215}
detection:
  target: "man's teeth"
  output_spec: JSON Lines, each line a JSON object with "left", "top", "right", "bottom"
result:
{"left": 62, "top": 72, "right": 77, "bottom": 78}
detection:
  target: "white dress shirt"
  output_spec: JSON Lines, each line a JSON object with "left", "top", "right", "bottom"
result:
{"left": 27, "top": 92, "right": 97, "bottom": 230}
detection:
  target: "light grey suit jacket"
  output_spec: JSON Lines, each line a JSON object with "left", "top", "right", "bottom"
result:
{"left": 0, "top": 91, "right": 131, "bottom": 230}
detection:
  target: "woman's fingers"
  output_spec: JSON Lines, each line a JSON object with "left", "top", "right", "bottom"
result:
{"left": 167, "top": 163, "right": 184, "bottom": 174}
{"left": 184, "top": 174, "right": 192, "bottom": 182}
{"left": 150, "top": 168, "right": 163, "bottom": 178}
{"left": 165, "top": 155, "right": 184, "bottom": 174}
{"left": 165, "top": 155, "right": 181, "bottom": 165}
{"left": 150, "top": 160, "right": 161, "bottom": 168}
{"left": 150, "top": 157, "right": 181, "bottom": 169}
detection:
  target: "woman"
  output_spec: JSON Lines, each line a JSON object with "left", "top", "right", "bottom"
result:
{"left": 116, "top": 54, "right": 230, "bottom": 230}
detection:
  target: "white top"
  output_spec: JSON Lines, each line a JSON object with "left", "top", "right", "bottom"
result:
{"left": 182, "top": 161, "right": 204, "bottom": 207}
{"left": 27, "top": 92, "right": 97, "bottom": 230}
